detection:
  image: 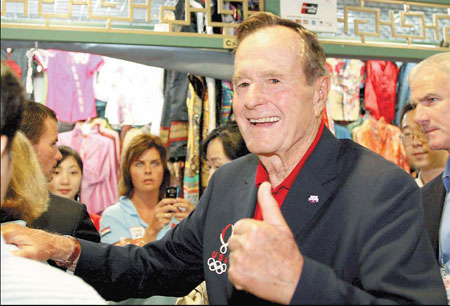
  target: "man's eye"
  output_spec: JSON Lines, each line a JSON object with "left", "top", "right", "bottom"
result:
{"left": 270, "top": 79, "right": 280, "bottom": 84}
{"left": 238, "top": 82, "right": 249, "bottom": 88}
{"left": 422, "top": 97, "right": 439, "bottom": 106}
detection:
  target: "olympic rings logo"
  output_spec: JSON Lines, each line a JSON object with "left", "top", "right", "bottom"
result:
{"left": 208, "top": 257, "right": 227, "bottom": 274}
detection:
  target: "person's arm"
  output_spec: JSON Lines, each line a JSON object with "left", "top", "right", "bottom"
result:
{"left": 73, "top": 188, "right": 212, "bottom": 301}
{"left": 1, "top": 223, "right": 77, "bottom": 264}
{"left": 2, "top": 185, "right": 211, "bottom": 302}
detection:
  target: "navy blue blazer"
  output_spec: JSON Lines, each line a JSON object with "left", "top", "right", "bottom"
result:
{"left": 421, "top": 173, "right": 446, "bottom": 259}
{"left": 76, "top": 127, "right": 446, "bottom": 304}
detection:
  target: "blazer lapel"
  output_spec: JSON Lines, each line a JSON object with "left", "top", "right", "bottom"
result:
{"left": 232, "top": 155, "right": 259, "bottom": 220}
{"left": 281, "top": 127, "right": 339, "bottom": 242}
{"left": 422, "top": 175, "right": 446, "bottom": 258}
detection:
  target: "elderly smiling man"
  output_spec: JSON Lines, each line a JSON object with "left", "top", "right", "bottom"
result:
{"left": 2, "top": 13, "right": 446, "bottom": 305}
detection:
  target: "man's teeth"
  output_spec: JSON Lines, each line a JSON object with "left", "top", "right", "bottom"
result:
{"left": 249, "top": 117, "right": 280, "bottom": 124}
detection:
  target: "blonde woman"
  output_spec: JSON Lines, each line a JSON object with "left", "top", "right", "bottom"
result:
{"left": 2, "top": 131, "right": 48, "bottom": 225}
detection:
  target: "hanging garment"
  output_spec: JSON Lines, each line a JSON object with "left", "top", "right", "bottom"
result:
{"left": 326, "top": 58, "right": 365, "bottom": 121}
{"left": 395, "top": 62, "right": 416, "bottom": 127}
{"left": 334, "top": 123, "right": 352, "bottom": 140}
{"left": 160, "top": 69, "right": 189, "bottom": 160}
{"left": 326, "top": 58, "right": 346, "bottom": 121}
{"left": 221, "top": 81, "right": 233, "bottom": 123}
{"left": 34, "top": 49, "right": 104, "bottom": 123}
{"left": 95, "top": 119, "right": 121, "bottom": 180}
{"left": 206, "top": 77, "right": 217, "bottom": 134}
{"left": 352, "top": 117, "right": 410, "bottom": 172}
{"left": 201, "top": 79, "right": 211, "bottom": 192}
{"left": 364, "top": 61, "right": 399, "bottom": 124}
{"left": 183, "top": 75, "right": 206, "bottom": 205}
{"left": 58, "top": 123, "right": 119, "bottom": 214}
{"left": 342, "top": 59, "right": 365, "bottom": 121}
{"left": 96, "top": 57, "right": 164, "bottom": 135}
{"left": 1, "top": 48, "right": 29, "bottom": 89}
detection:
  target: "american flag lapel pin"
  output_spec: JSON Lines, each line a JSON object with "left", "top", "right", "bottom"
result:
{"left": 308, "top": 195, "right": 319, "bottom": 204}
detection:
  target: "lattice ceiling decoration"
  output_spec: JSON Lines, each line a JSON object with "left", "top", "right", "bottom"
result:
{"left": 1, "top": 0, "right": 449, "bottom": 49}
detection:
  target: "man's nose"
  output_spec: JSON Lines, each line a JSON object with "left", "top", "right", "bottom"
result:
{"left": 55, "top": 148, "right": 62, "bottom": 161}
{"left": 414, "top": 104, "right": 428, "bottom": 127}
{"left": 244, "top": 83, "right": 265, "bottom": 109}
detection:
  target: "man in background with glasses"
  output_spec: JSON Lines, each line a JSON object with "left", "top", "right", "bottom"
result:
{"left": 400, "top": 103, "right": 448, "bottom": 187}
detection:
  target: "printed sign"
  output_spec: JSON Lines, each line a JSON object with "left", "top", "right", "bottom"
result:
{"left": 280, "top": 0, "right": 337, "bottom": 33}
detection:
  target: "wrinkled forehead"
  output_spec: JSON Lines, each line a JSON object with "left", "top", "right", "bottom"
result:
{"left": 236, "top": 26, "right": 306, "bottom": 62}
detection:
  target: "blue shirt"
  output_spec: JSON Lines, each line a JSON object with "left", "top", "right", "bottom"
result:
{"left": 443, "top": 157, "right": 450, "bottom": 193}
{"left": 100, "top": 196, "right": 179, "bottom": 244}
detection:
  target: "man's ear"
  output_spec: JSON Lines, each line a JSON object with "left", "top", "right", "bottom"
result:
{"left": 1, "top": 135, "right": 8, "bottom": 159}
{"left": 313, "top": 76, "right": 331, "bottom": 118}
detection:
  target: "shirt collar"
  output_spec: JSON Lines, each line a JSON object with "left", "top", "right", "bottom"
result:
{"left": 255, "top": 121, "right": 325, "bottom": 192}
{"left": 443, "top": 156, "right": 450, "bottom": 193}
{"left": 119, "top": 196, "right": 139, "bottom": 216}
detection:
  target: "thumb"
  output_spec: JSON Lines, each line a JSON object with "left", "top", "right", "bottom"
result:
{"left": 258, "top": 181, "right": 289, "bottom": 229}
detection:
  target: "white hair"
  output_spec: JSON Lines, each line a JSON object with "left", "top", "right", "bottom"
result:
{"left": 408, "top": 52, "right": 450, "bottom": 85}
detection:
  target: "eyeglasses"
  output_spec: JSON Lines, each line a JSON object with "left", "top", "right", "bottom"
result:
{"left": 401, "top": 130, "right": 427, "bottom": 145}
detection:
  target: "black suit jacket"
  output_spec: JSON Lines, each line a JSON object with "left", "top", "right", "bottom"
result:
{"left": 421, "top": 173, "right": 446, "bottom": 259}
{"left": 75, "top": 127, "right": 446, "bottom": 304}
{"left": 30, "top": 193, "right": 100, "bottom": 243}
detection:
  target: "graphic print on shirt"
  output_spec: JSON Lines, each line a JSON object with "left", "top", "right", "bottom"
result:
{"left": 129, "top": 226, "right": 145, "bottom": 240}
{"left": 100, "top": 226, "right": 111, "bottom": 237}
{"left": 208, "top": 224, "right": 234, "bottom": 275}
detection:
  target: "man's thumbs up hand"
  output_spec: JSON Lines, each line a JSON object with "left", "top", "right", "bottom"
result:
{"left": 259, "top": 181, "right": 290, "bottom": 228}
{"left": 228, "top": 182, "right": 304, "bottom": 304}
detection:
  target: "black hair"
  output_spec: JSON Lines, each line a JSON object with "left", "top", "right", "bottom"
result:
{"left": 399, "top": 103, "right": 416, "bottom": 128}
{"left": 57, "top": 145, "right": 84, "bottom": 173}
{"left": 1, "top": 63, "right": 24, "bottom": 151}
{"left": 201, "top": 121, "right": 250, "bottom": 161}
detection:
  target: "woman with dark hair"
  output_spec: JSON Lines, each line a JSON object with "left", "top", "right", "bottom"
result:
{"left": 201, "top": 121, "right": 250, "bottom": 181}
{"left": 100, "top": 134, "right": 194, "bottom": 247}
{"left": 48, "top": 145, "right": 101, "bottom": 230}
{"left": 48, "top": 146, "right": 83, "bottom": 201}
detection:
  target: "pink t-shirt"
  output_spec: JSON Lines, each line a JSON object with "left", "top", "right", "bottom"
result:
{"left": 35, "top": 49, "right": 104, "bottom": 123}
